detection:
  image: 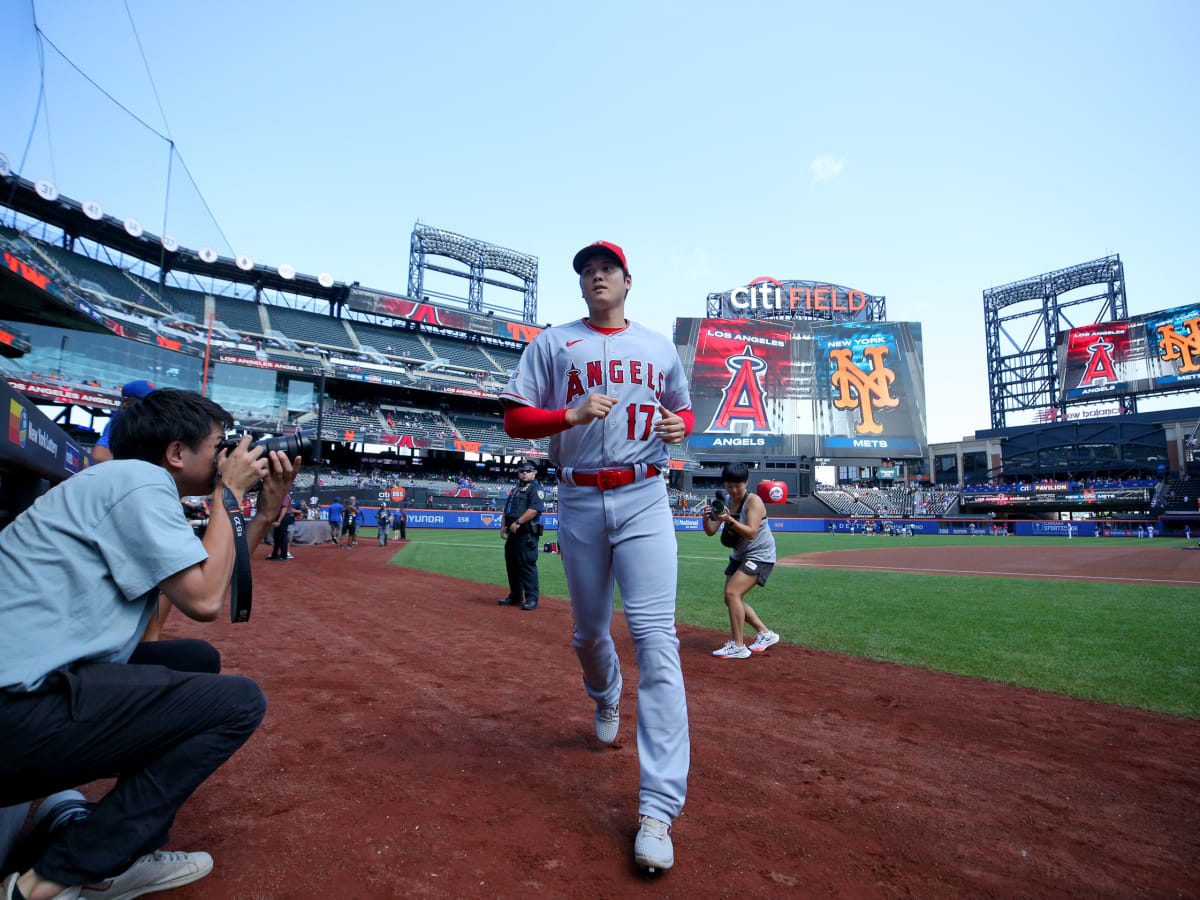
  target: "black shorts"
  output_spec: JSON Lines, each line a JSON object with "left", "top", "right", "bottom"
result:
{"left": 725, "top": 558, "right": 774, "bottom": 587}
{"left": 344, "top": 523, "right": 358, "bottom": 535}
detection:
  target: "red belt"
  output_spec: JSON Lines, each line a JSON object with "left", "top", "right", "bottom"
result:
{"left": 562, "top": 464, "right": 660, "bottom": 490}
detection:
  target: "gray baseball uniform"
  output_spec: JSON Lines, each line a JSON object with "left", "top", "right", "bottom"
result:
{"left": 501, "top": 316, "right": 692, "bottom": 824}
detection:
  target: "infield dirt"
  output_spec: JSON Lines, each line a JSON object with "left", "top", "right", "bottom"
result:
{"left": 78, "top": 540, "right": 1200, "bottom": 898}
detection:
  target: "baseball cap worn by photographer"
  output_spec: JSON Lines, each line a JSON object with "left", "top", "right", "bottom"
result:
{"left": 121, "top": 380, "right": 156, "bottom": 399}
{"left": 572, "top": 240, "right": 628, "bottom": 275}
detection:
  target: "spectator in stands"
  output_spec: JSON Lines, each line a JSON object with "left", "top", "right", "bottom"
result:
{"left": 91, "top": 380, "right": 156, "bottom": 463}
{"left": 702, "top": 462, "right": 780, "bottom": 660}
{"left": 0, "top": 390, "right": 298, "bottom": 900}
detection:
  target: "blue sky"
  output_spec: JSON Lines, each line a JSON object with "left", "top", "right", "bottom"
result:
{"left": 2, "top": 0, "right": 1197, "bottom": 443}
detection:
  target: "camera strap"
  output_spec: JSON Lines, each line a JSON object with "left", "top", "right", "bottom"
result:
{"left": 222, "top": 486, "right": 253, "bottom": 623}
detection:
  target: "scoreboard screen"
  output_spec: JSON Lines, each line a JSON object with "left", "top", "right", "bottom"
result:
{"left": 1058, "top": 302, "right": 1200, "bottom": 401}
{"left": 675, "top": 318, "right": 928, "bottom": 459}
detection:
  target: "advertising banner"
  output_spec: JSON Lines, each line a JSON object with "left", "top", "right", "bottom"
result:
{"left": 346, "top": 288, "right": 540, "bottom": 346}
{"left": 676, "top": 318, "right": 928, "bottom": 459}
{"left": 6, "top": 379, "right": 121, "bottom": 410}
{"left": 1, "top": 379, "right": 89, "bottom": 482}
{"left": 1058, "top": 302, "right": 1200, "bottom": 401}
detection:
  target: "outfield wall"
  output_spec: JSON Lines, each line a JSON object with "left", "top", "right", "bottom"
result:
{"left": 322, "top": 508, "right": 1183, "bottom": 538}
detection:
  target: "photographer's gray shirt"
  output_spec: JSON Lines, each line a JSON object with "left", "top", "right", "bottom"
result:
{"left": 728, "top": 497, "right": 777, "bottom": 565}
{"left": 0, "top": 460, "right": 208, "bottom": 692}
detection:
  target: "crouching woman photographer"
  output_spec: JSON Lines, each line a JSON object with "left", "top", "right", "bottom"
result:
{"left": 0, "top": 390, "right": 300, "bottom": 900}
{"left": 702, "top": 462, "right": 781, "bottom": 661}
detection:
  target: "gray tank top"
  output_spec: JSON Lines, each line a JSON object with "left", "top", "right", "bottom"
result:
{"left": 729, "top": 495, "right": 776, "bottom": 564}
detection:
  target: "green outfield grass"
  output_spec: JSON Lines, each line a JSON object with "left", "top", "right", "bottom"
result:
{"left": 387, "top": 530, "right": 1200, "bottom": 718}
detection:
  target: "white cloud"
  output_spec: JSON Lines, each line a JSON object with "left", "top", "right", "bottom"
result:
{"left": 811, "top": 154, "right": 846, "bottom": 184}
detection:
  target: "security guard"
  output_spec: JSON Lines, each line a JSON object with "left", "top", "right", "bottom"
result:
{"left": 498, "top": 460, "right": 545, "bottom": 610}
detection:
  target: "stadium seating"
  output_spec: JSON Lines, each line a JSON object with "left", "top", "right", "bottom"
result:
{"left": 212, "top": 297, "right": 266, "bottom": 336}
{"left": 1159, "top": 476, "right": 1200, "bottom": 512}
{"left": 421, "top": 334, "right": 496, "bottom": 372}
{"left": 343, "top": 322, "right": 429, "bottom": 360}
{"left": 262, "top": 306, "right": 354, "bottom": 350}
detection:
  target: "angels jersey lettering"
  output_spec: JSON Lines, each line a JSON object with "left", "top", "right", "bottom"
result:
{"left": 501, "top": 318, "right": 691, "bottom": 470}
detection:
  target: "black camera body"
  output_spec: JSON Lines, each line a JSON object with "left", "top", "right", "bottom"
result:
{"left": 215, "top": 429, "right": 317, "bottom": 492}
{"left": 709, "top": 489, "right": 726, "bottom": 520}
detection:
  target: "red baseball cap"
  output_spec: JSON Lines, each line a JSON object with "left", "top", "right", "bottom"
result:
{"left": 572, "top": 241, "right": 628, "bottom": 274}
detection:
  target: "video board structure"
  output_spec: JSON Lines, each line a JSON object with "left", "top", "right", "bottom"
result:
{"left": 1057, "top": 302, "right": 1200, "bottom": 402}
{"left": 674, "top": 318, "right": 927, "bottom": 460}
{"left": 407, "top": 224, "right": 538, "bottom": 323}
{"left": 983, "top": 255, "right": 1132, "bottom": 430}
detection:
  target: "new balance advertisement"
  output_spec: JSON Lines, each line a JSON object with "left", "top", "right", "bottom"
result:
{"left": 675, "top": 319, "right": 928, "bottom": 459}
{"left": 1057, "top": 302, "right": 1200, "bottom": 401}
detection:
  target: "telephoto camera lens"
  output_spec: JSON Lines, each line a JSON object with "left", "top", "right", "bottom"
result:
{"left": 251, "top": 428, "right": 317, "bottom": 460}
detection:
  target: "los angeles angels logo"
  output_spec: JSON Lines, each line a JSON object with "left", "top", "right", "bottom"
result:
{"left": 1080, "top": 337, "right": 1117, "bottom": 385}
{"left": 708, "top": 345, "right": 770, "bottom": 432}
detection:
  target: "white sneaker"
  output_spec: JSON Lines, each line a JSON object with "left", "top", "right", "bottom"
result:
{"left": 79, "top": 850, "right": 213, "bottom": 900}
{"left": 634, "top": 815, "right": 674, "bottom": 872}
{"left": 595, "top": 703, "right": 620, "bottom": 744}
{"left": 748, "top": 630, "right": 780, "bottom": 653}
{"left": 712, "top": 641, "right": 751, "bottom": 659}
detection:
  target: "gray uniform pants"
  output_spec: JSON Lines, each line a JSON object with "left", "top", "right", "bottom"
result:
{"left": 556, "top": 475, "right": 689, "bottom": 823}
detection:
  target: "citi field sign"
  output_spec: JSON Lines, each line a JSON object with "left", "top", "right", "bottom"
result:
{"left": 710, "top": 277, "right": 880, "bottom": 320}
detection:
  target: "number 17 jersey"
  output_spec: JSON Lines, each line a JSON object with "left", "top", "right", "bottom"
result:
{"left": 501, "top": 318, "right": 692, "bottom": 471}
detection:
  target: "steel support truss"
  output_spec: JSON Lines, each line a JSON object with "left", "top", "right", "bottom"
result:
{"left": 407, "top": 223, "right": 538, "bottom": 323}
{"left": 983, "top": 255, "right": 1133, "bottom": 430}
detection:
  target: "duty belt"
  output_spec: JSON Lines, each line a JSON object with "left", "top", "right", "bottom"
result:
{"left": 560, "top": 464, "right": 660, "bottom": 490}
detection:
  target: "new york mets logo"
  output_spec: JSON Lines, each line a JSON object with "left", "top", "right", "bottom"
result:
{"left": 708, "top": 345, "right": 769, "bottom": 432}
{"left": 1081, "top": 337, "right": 1118, "bottom": 385}
{"left": 829, "top": 346, "right": 898, "bottom": 434}
{"left": 1157, "top": 317, "right": 1200, "bottom": 375}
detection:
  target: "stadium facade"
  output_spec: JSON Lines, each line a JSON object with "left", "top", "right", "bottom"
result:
{"left": 2, "top": 174, "right": 1198, "bottom": 535}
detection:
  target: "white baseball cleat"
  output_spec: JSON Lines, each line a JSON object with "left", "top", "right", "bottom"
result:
{"left": 634, "top": 815, "right": 674, "bottom": 872}
{"left": 594, "top": 703, "right": 619, "bottom": 744}
{"left": 712, "top": 641, "right": 751, "bottom": 659}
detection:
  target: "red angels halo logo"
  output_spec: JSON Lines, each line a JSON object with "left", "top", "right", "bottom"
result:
{"left": 1080, "top": 337, "right": 1118, "bottom": 385}
{"left": 708, "top": 345, "right": 770, "bottom": 433}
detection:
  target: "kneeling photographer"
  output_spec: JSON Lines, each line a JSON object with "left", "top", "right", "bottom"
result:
{"left": 0, "top": 390, "right": 301, "bottom": 900}
{"left": 702, "top": 462, "right": 781, "bottom": 660}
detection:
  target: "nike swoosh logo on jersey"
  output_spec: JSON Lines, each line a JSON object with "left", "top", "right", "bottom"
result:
{"left": 566, "top": 339, "right": 583, "bottom": 347}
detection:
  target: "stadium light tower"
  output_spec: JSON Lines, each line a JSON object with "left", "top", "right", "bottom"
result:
{"left": 407, "top": 224, "right": 538, "bottom": 323}
{"left": 983, "top": 255, "right": 1133, "bottom": 429}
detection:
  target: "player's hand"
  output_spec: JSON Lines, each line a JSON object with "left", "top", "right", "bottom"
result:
{"left": 654, "top": 405, "right": 685, "bottom": 445}
{"left": 216, "top": 435, "right": 268, "bottom": 499}
{"left": 565, "top": 393, "right": 618, "bottom": 426}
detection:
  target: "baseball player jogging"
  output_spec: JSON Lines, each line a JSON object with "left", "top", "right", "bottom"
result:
{"left": 501, "top": 241, "right": 694, "bottom": 873}
{"left": 498, "top": 460, "right": 545, "bottom": 610}
{"left": 702, "top": 462, "right": 780, "bottom": 659}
